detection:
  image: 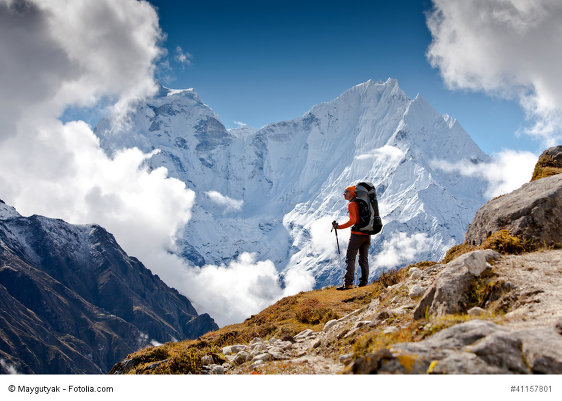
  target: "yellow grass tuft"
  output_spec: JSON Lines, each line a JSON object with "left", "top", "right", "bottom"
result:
{"left": 531, "top": 153, "right": 562, "bottom": 182}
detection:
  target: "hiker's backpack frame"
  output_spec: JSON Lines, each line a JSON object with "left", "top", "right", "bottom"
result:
{"left": 352, "top": 182, "right": 383, "bottom": 235}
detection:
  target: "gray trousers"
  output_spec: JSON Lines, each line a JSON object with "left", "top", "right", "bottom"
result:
{"left": 344, "top": 234, "right": 371, "bottom": 286}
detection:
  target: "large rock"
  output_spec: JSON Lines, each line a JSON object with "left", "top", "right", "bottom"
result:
{"left": 413, "top": 250, "right": 500, "bottom": 319}
{"left": 531, "top": 145, "right": 562, "bottom": 181}
{"left": 348, "top": 319, "right": 562, "bottom": 374}
{"left": 465, "top": 174, "right": 562, "bottom": 247}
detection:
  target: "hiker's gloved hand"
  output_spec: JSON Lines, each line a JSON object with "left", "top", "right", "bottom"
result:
{"left": 332, "top": 220, "right": 338, "bottom": 229}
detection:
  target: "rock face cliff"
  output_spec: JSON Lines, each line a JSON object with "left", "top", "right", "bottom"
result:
{"left": 0, "top": 199, "right": 218, "bottom": 374}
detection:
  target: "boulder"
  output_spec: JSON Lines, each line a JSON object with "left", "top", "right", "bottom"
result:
{"left": 231, "top": 351, "right": 250, "bottom": 366}
{"left": 413, "top": 250, "right": 500, "bottom": 319}
{"left": 250, "top": 360, "right": 264, "bottom": 370}
{"left": 222, "top": 344, "right": 247, "bottom": 355}
{"left": 323, "top": 319, "right": 338, "bottom": 332}
{"left": 465, "top": 174, "right": 562, "bottom": 247}
{"left": 467, "top": 306, "right": 486, "bottom": 317}
{"left": 252, "top": 353, "right": 272, "bottom": 363}
{"left": 294, "top": 329, "right": 315, "bottom": 341}
{"left": 348, "top": 319, "right": 562, "bottom": 374}
{"left": 408, "top": 267, "right": 422, "bottom": 279}
{"left": 250, "top": 343, "right": 268, "bottom": 353}
{"left": 210, "top": 364, "right": 224, "bottom": 374}
{"left": 249, "top": 337, "right": 263, "bottom": 346}
{"left": 201, "top": 355, "right": 214, "bottom": 366}
{"left": 408, "top": 284, "right": 426, "bottom": 299}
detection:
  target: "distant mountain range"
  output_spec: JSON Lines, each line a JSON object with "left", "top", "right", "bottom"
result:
{"left": 0, "top": 199, "right": 217, "bottom": 374}
{"left": 96, "top": 78, "right": 490, "bottom": 287}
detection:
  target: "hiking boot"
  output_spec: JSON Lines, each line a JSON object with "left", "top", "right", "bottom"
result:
{"left": 358, "top": 280, "right": 368, "bottom": 287}
{"left": 336, "top": 284, "right": 354, "bottom": 291}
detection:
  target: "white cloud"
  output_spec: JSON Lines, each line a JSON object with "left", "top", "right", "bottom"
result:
{"left": 430, "top": 150, "right": 538, "bottom": 198}
{"left": 206, "top": 190, "right": 244, "bottom": 212}
{"left": 373, "top": 232, "right": 433, "bottom": 269}
{"left": 310, "top": 216, "right": 341, "bottom": 257}
{"left": 355, "top": 145, "right": 405, "bottom": 163}
{"left": 179, "top": 253, "right": 314, "bottom": 326}
{"left": 175, "top": 45, "right": 193, "bottom": 67}
{"left": 427, "top": 0, "right": 562, "bottom": 146}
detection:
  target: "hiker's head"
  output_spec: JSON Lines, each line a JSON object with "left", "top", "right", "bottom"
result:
{"left": 344, "top": 186, "right": 356, "bottom": 200}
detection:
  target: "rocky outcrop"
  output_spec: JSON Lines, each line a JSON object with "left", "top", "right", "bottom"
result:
{"left": 531, "top": 145, "right": 562, "bottom": 181}
{"left": 0, "top": 199, "right": 218, "bottom": 374}
{"left": 348, "top": 319, "right": 562, "bottom": 374}
{"left": 413, "top": 250, "right": 501, "bottom": 319}
{"left": 465, "top": 174, "right": 562, "bottom": 247}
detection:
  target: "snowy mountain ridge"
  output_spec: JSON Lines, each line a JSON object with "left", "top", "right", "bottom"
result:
{"left": 95, "top": 78, "right": 490, "bottom": 288}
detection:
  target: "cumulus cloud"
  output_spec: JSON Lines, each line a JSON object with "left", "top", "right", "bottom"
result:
{"left": 431, "top": 150, "right": 538, "bottom": 198}
{"left": 206, "top": 190, "right": 244, "bottom": 212}
{"left": 427, "top": 0, "right": 562, "bottom": 145}
{"left": 309, "top": 216, "right": 345, "bottom": 257}
{"left": 180, "top": 253, "right": 314, "bottom": 326}
{"left": 355, "top": 145, "right": 405, "bottom": 163}
{"left": 373, "top": 232, "right": 433, "bottom": 269}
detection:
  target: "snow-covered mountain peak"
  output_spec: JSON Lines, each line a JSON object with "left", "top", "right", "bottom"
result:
{"left": 155, "top": 82, "right": 201, "bottom": 101}
{"left": 0, "top": 199, "right": 20, "bottom": 220}
{"left": 334, "top": 77, "right": 406, "bottom": 105}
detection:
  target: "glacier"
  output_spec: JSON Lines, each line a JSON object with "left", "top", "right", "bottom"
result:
{"left": 95, "top": 78, "right": 490, "bottom": 288}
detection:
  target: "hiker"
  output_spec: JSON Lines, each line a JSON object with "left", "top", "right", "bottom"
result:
{"left": 332, "top": 183, "right": 382, "bottom": 290}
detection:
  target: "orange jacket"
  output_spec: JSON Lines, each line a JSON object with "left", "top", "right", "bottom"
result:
{"left": 338, "top": 201, "right": 368, "bottom": 235}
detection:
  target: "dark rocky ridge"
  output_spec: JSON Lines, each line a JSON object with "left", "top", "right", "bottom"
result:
{"left": 0, "top": 199, "right": 218, "bottom": 373}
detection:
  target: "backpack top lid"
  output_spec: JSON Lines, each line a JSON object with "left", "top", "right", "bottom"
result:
{"left": 355, "top": 182, "right": 376, "bottom": 197}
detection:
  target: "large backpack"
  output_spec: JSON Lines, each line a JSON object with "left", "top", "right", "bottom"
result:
{"left": 352, "top": 182, "right": 383, "bottom": 235}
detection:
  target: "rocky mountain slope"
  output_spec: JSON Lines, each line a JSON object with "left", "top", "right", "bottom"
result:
{"left": 110, "top": 147, "right": 561, "bottom": 374}
{"left": 95, "top": 79, "right": 490, "bottom": 287}
{"left": 0, "top": 200, "right": 218, "bottom": 374}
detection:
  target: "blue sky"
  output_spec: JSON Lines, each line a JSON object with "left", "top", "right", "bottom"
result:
{"left": 148, "top": 0, "right": 536, "bottom": 155}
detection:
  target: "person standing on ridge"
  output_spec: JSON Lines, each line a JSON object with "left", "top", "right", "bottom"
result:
{"left": 332, "top": 185, "right": 371, "bottom": 290}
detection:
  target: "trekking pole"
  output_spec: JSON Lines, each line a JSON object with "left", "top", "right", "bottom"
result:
{"left": 332, "top": 221, "right": 347, "bottom": 285}
{"left": 331, "top": 221, "right": 340, "bottom": 255}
